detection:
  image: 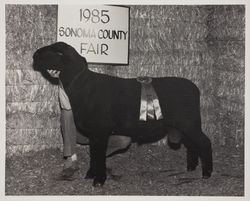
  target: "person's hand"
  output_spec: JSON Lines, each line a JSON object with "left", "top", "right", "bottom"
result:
{"left": 47, "top": 70, "right": 60, "bottom": 78}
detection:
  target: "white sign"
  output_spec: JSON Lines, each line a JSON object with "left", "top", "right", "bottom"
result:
{"left": 57, "top": 5, "right": 130, "bottom": 64}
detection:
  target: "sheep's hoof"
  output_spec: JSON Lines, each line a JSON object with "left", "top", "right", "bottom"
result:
{"left": 85, "top": 169, "right": 95, "bottom": 179}
{"left": 187, "top": 166, "right": 196, "bottom": 172}
{"left": 202, "top": 172, "right": 211, "bottom": 179}
{"left": 93, "top": 177, "right": 106, "bottom": 187}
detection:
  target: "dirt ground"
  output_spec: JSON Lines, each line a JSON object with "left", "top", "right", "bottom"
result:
{"left": 5, "top": 143, "right": 244, "bottom": 196}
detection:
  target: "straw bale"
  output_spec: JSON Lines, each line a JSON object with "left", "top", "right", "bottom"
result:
{"left": 208, "top": 5, "right": 245, "bottom": 40}
{"left": 217, "top": 71, "right": 244, "bottom": 86}
{"left": 173, "top": 41, "right": 207, "bottom": 52}
{"left": 22, "top": 70, "right": 51, "bottom": 85}
{"left": 6, "top": 102, "right": 60, "bottom": 129}
{"left": 201, "top": 51, "right": 214, "bottom": 66}
{"left": 106, "top": 63, "right": 209, "bottom": 81}
{"left": 216, "top": 113, "right": 244, "bottom": 146}
{"left": 172, "top": 22, "right": 208, "bottom": 41}
{"left": 198, "top": 67, "right": 217, "bottom": 92}
{"left": 129, "top": 51, "right": 173, "bottom": 66}
{"left": 201, "top": 108, "right": 218, "bottom": 121}
{"left": 125, "top": 52, "right": 206, "bottom": 77}
{"left": 130, "top": 32, "right": 173, "bottom": 53}
{"left": 203, "top": 5, "right": 245, "bottom": 148}
{"left": 216, "top": 84, "right": 244, "bottom": 102}
{"left": 6, "top": 111, "right": 60, "bottom": 129}
{"left": 130, "top": 19, "right": 172, "bottom": 52}
{"left": 6, "top": 4, "right": 57, "bottom": 70}
{"left": 172, "top": 50, "right": 204, "bottom": 66}
{"left": 202, "top": 121, "right": 217, "bottom": 135}
{"left": 213, "top": 41, "right": 245, "bottom": 72}
{"left": 6, "top": 101, "right": 60, "bottom": 115}
{"left": 5, "top": 5, "right": 245, "bottom": 154}
{"left": 126, "top": 50, "right": 211, "bottom": 78}
{"left": 200, "top": 96, "right": 215, "bottom": 109}
{"left": 5, "top": 70, "right": 22, "bottom": 86}
{"left": 234, "top": 129, "right": 244, "bottom": 147}
{"left": 130, "top": 5, "right": 177, "bottom": 19}
{"left": 7, "top": 144, "right": 63, "bottom": 157}
{"left": 90, "top": 63, "right": 207, "bottom": 79}
{"left": 180, "top": 65, "right": 202, "bottom": 80}
{"left": 130, "top": 17, "right": 173, "bottom": 31}
{"left": 219, "top": 99, "right": 244, "bottom": 114}
{"left": 202, "top": 123, "right": 218, "bottom": 145}
{"left": 6, "top": 128, "right": 62, "bottom": 146}
{"left": 130, "top": 5, "right": 208, "bottom": 23}
{"left": 130, "top": 17, "right": 207, "bottom": 42}
{"left": 202, "top": 69, "right": 244, "bottom": 105}
{"left": 6, "top": 69, "right": 57, "bottom": 86}
{"left": 6, "top": 84, "right": 58, "bottom": 102}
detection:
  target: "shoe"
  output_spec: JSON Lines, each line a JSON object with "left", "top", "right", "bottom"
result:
{"left": 61, "top": 155, "right": 79, "bottom": 179}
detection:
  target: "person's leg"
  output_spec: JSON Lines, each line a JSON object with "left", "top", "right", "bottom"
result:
{"left": 61, "top": 109, "right": 77, "bottom": 157}
{"left": 60, "top": 109, "right": 79, "bottom": 177}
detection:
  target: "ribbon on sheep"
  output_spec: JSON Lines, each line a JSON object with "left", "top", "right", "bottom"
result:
{"left": 136, "top": 77, "right": 163, "bottom": 121}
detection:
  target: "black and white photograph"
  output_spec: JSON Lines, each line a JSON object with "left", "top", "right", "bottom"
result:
{"left": 3, "top": 0, "right": 247, "bottom": 198}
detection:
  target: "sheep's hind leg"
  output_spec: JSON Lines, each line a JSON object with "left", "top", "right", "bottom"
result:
{"left": 182, "top": 128, "right": 213, "bottom": 179}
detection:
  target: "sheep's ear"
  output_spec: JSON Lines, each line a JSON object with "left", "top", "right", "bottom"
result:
{"left": 50, "top": 42, "right": 70, "bottom": 55}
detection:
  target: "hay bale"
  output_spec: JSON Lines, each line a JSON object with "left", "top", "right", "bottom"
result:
{"left": 216, "top": 112, "right": 244, "bottom": 146}
{"left": 5, "top": 70, "right": 22, "bottom": 85}
{"left": 172, "top": 21, "right": 208, "bottom": 41}
{"left": 208, "top": 5, "right": 245, "bottom": 40}
{"left": 6, "top": 70, "right": 52, "bottom": 86}
{"left": 130, "top": 18, "right": 173, "bottom": 52}
{"left": 204, "top": 5, "right": 245, "bottom": 148}
{"left": 130, "top": 5, "right": 208, "bottom": 23}
{"left": 214, "top": 41, "right": 245, "bottom": 72}
{"left": 172, "top": 50, "right": 204, "bottom": 66}
{"left": 6, "top": 128, "right": 62, "bottom": 146}
{"left": 173, "top": 41, "right": 207, "bottom": 52}
{"left": 6, "top": 102, "right": 60, "bottom": 129}
{"left": 216, "top": 85, "right": 244, "bottom": 102}
{"left": 6, "top": 144, "right": 63, "bottom": 157}
{"left": 6, "top": 5, "right": 57, "bottom": 70}
{"left": 200, "top": 96, "right": 215, "bottom": 109}
{"left": 6, "top": 85, "right": 58, "bottom": 102}
{"left": 129, "top": 51, "right": 173, "bottom": 66}
{"left": 201, "top": 51, "right": 215, "bottom": 66}
{"left": 5, "top": 5, "right": 245, "bottom": 155}
{"left": 6, "top": 4, "right": 58, "bottom": 155}
{"left": 219, "top": 99, "right": 244, "bottom": 114}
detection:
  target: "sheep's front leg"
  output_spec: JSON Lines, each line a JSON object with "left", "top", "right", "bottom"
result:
{"left": 85, "top": 133, "right": 109, "bottom": 187}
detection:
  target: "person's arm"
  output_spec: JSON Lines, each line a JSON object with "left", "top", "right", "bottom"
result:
{"left": 47, "top": 70, "right": 60, "bottom": 78}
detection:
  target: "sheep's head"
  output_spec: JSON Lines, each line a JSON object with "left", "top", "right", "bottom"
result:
{"left": 33, "top": 42, "right": 88, "bottom": 88}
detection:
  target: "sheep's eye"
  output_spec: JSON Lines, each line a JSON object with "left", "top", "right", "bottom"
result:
{"left": 57, "top": 52, "right": 63, "bottom": 56}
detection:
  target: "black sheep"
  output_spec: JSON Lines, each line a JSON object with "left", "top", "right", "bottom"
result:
{"left": 33, "top": 42, "right": 213, "bottom": 187}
